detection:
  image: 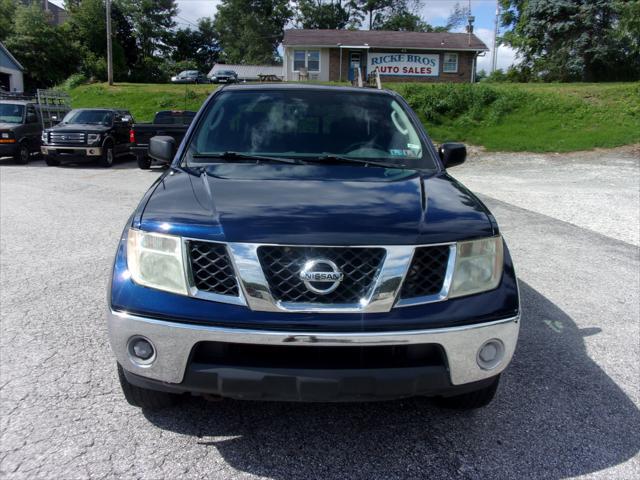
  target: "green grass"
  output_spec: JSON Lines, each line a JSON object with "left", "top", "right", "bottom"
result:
{"left": 68, "top": 81, "right": 640, "bottom": 152}
{"left": 68, "top": 82, "right": 217, "bottom": 122}
{"left": 388, "top": 82, "right": 640, "bottom": 152}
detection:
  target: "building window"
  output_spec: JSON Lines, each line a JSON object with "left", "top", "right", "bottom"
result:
{"left": 443, "top": 53, "right": 458, "bottom": 73}
{"left": 293, "top": 49, "right": 320, "bottom": 72}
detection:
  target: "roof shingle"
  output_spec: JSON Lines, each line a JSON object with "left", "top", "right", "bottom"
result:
{"left": 283, "top": 29, "right": 488, "bottom": 51}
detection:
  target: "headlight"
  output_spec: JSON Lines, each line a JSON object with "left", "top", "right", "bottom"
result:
{"left": 449, "top": 236, "right": 503, "bottom": 298}
{"left": 0, "top": 132, "right": 15, "bottom": 143}
{"left": 41, "top": 131, "right": 47, "bottom": 143}
{"left": 126, "top": 229, "right": 188, "bottom": 295}
{"left": 87, "top": 133, "right": 101, "bottom": 144}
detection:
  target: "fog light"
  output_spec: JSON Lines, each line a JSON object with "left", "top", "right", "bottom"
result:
{"left": 128, "top": 336, "right": 155, "bottom": 365}
{"left": 89, "top": 149, "right": 95, "bottom": 154}
{"left": 477, "top": 339, "right": 504, "bottom": 370}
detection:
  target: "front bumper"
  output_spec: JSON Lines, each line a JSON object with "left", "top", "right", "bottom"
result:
{"left": 0, "top": 142, "right": 18, "bottom": 157}
{"left": 41, "top": 146, "right": 102, "bottom": 156}
{"left": 109, "top": 309, "right": 520, "bottom": 399}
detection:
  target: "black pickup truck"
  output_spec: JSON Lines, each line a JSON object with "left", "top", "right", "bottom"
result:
{"left": 41, "top": 108, "right": 134, "bottom": 167}
{"left": 130, "top": 110, "right": 196, "bottom": 169}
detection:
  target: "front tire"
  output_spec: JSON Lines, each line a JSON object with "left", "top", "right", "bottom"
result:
{"left": 44, "top": 155, "right": 60, "bottom": 166}
{"left": 15, "top": 143, "right": 30, "bottom": 164}
{"left": 137, "top": 154, "right": 151, "bottom": 169}
{"left": 436, "top": 375, "right": 500, "bottom": 410}
{"left": 117, "top": 364, "right": 180, "bottom": 410}
{"left": 99, "top": 144, "right": 114, "bottom": 167}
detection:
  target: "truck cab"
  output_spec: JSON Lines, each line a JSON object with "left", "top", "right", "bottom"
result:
{"left": 0, "top": 100, "right": 42, "bottom": 164}
{"left": 108, "top": 85, "right": 520, "bottom": 410}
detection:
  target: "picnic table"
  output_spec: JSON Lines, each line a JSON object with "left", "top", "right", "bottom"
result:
{"left": 258, "top": 74, "right": 282, "bottom": 82}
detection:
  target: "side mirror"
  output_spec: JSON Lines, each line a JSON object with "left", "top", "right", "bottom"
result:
{"left": 438, "top": 143, "right": 467, "bottom": 168}
{"left": 120, "top": 115, "right": 132, "bottom": 123}
{"left": 149, "top": 136, "right": 176, "bottom": 163}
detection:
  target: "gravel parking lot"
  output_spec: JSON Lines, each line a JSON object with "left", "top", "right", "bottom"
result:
{"left": 1, "top": 148, "right": 639, "bottom": 479}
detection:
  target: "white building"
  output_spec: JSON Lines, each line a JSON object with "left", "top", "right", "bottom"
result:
{"left": 0, "top": 41, "right": 24, "bottom": 93}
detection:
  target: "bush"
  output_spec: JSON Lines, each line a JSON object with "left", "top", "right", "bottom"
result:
{"left": 129, "top": 57, "right": 172, "bottom": 83}
{"left": 60, "top": 73, "right": 88, "bottom": 90}
{"left": 392, "top": 83, "right": 523, "bottom": 126}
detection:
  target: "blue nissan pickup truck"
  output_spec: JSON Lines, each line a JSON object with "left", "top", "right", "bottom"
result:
{"left": 108, "top": 84, "right": 520, "bottom": 410}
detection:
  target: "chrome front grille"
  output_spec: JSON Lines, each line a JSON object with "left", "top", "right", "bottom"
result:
{"left": 49, "top": 132, "right": 85, "bottom": 145}
{"left": 188, "top": 241, "right": 239, "bottom": 297}
{"left": 257, "top": 246, "right": 386, "bottom": 304}
{"left": 399, "top": 246, "right": 450, "bottom": 299}
{"left": 185, "top": 240, "right": 456, "bottom": 313}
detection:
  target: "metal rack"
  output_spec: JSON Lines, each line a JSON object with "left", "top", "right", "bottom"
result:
{"left": 36, "top": 89, "right": 71, "bottom": 129}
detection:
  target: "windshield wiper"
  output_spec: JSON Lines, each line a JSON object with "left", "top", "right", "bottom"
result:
{"left": 191, "top": 152, "right": 302, "bottom": 165}
{"left": 310, "top": 154, "right": 406, "bottom": 169}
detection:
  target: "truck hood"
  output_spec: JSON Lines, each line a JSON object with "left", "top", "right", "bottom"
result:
{"left": 46, "top": 124, "right": 111, "bottom": 133}
{"left": 0, "top": 122, "right": 19, "bottom": 130}
{"left": 138, "top": 164, "right": 495, "bottom": 245}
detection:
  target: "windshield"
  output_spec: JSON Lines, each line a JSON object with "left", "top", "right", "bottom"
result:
{"left": 62, "top": 109, "right": 113, "bottom": 125}
{"left": 188, "top": 90, "right": 434, "bottom": 169}
{"left": 0, "top": 104, "right": 25, "bottom": 124}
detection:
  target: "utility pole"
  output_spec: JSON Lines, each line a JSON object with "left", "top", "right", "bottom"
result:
{"left": 106, "top": 0, "right": 113, "bottom": 85}
{"left": 491, "top": 3, "right": 499, "bottom": 73}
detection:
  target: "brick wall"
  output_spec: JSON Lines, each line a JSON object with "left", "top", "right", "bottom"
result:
{"left": 328, "top": 48, "right": 476, "bottom": 83}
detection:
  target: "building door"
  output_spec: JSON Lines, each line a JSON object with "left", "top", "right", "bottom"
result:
{"left": 0, "top": 72, "right": 10, "bottom": 92}
{"left": 348, "top": 52, "right": 362, "bottom": 81}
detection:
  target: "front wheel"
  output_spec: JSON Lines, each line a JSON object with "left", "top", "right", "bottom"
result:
{"left": 44, "top": 155, "right": 60, "bottom": 166}
{"left": 15, "top": 143, "right": 30, "bottom": 164}
{"left": 117, "top": 364, "right": 181, "bottom": 410}
{"left": 137, "top": 154, "right": 151, "bottom": 170}
{"left": 99, "top": 145, "right": 114, "bottom": 167}
{"left": 436, "top": 375, "right": 500, "bottom": 410}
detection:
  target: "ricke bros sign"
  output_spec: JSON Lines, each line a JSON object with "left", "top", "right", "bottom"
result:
{"left": 368, "top": 53, "right": 440, "bottom": 76}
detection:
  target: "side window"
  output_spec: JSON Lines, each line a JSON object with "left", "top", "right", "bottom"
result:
{"left": 307, "top": 51, "right": 320, "bottom": 71}
{"left": 293, "top": 50, "right": 320, "bottom": 72}
{"left": 443, "top": 53, "right": 459, "bottom": 73}
{"left": 293, "top": 51, "right": 306, "bottom": 71}
{"left": 26, "top": 106, "right": 38, "bottom": 123}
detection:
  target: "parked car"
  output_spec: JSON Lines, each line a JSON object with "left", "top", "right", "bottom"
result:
{"left": 108, "top": 84, "right": 520, "bottom": 410}
{"left": 41, "top": 108, "right": 134, "bottom": 167}
{"left": 171, "top": 71, "right": 208, "bottom": 84}
{"left": 0, "top": 100, "right": 42, "bottom": 164}
{"left": 209, "top": 70, "right": 238, "bottom": 84}
{"left": 130, "top": 110, "right": 196, "bottom": 169}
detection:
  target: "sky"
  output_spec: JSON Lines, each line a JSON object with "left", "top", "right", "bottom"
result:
{"left": 50, "top": 0, "right": 517, "bottom": 72}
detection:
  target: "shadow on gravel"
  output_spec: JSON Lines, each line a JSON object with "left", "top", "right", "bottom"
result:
{"left": 143, "top": 281, "right": 640, "bottom": 479}
{"left": 0, "top": 155, "right": 139, "bottom": 170}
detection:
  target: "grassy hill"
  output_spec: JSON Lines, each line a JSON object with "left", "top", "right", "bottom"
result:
{"left": 68, "top": 81, "right": 640, "bottom": 153}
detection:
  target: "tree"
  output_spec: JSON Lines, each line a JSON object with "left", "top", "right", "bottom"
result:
{"left": 378, "top": 10, "right": 431, "bottom": 31}
{"left": 172, "top": 18, "right": 220, "bottom": 72}
{"left": 358, "top": 0, "right": 392, "bottom": 30}
{"left": 361, "top": 0, "right": 432, "bottom": 31}
{"left": 65, "top": 0, "right": 129, "bottom": 80}
{"left": 120, "top": 0, "right": 177, "bottom": 58}
{"left": 445, "top": 2, "right": 470, "bottom": 30}
{"left": 616, "top": 0, "right": 640, "bottom": 58}
{"left": 214, "top": 0, "right": 292, "bottom": 64}
{"left": 5, "top": 4, "right": 79, "bottom": 88}
{"left": 499, "top": 0, "right": 639, "bottom": 81}
{"left": 295, "top": 0, "right": 360, "bottom": 30}
{"left": 0, "top": 0, "right": 16, "bottom": 41}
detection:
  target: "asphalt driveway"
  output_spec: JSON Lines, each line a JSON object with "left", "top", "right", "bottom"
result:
{"left": 1, "top": 148, "right": 638, "bottom": 479}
